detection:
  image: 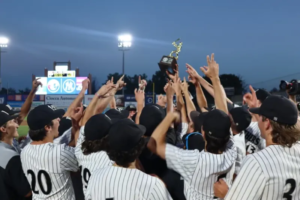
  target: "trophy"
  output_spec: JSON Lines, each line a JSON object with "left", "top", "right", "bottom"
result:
{"left": 158, "top": 38, "right": 182, "bottom": 75}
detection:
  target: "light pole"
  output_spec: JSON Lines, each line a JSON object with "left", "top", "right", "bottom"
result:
{"left": 118, "top": 34, "right": 132, "bottom": 95}
{"left": 0, "top": 37, "right": 9, "bottom": 90}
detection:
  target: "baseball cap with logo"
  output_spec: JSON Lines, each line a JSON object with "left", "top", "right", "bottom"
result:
{"left": 84, "top": 114, "right": 113, "bottom": 141}
{"left": 27, "top": 105, "right": 62, "bottom": 130}
{"left": 0, "top": 104, "right": 19, "bottom": 115}
{"left": 0, "top": 111, "right": 18, "bottom": 126}
{"left": 202, "top": 109, "right": 231, "bottom": 139}
{"left": 46, "top": 104, "right": 65, "bottom": 119}
{"left": 229, "top": 107, "right": 252, "bottom": 132}
{"left": 108, "top": 118, "right": 146, "bottom": 151}
{"left": 126, "top": 105, "right": 137, "bottom": 111}
{"left": 249, "top": 95, "right": 298, "bottom": 125}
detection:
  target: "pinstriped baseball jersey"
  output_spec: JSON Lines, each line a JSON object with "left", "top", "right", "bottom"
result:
{"left": 165, "top": 139, "right": 237, "bottom": 200}
{"left": 20, "top": 143, "right": 79, "bottom": 200}
{"left": 225, "top": 142, "right": 300, "bottom": 200}
{"left": 75, "top": 126, "right": 113, "bottom": 197}
{"left": 86, "top": 166, "right": 172, "bottom": 200}
{"left": 245, "top": 122, "right": 266, "bottom": 154}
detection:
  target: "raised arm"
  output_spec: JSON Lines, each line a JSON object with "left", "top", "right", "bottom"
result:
{"left": 64, "top": 79, "right": 89, "bottom": 117}
{"left": 200, "top": 54, "right": 228, "bottom": 114}
{"left": 186, "top": 64, "right": 208, "bottom": 112}
{"left": 17, "top": 78, "right": 42, "bottom": 124}
{"left": 181, "top": 77, "right": 196, "bottom": 122}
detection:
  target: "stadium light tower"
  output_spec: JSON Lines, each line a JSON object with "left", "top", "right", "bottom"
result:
{"left": 118, "top": 34, "right": 132, "bottom": 95}
{"left": 0, "top": 37, "right": 9, "bottom": 90}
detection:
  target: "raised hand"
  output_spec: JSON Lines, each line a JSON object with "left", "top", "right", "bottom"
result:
{"left": 171, "top": 75, "right": 182, "bottom": 95}
{"left": 200, "top": 53, "right": 219, "bottom": 79}
{"left": 138, "top": 76, "right": 147, "bottom": 91}
{"left": 116, "top": 75, "right": 126, "bottom": 91}
{"left": 243, "top": 85, "right": 258, "bottom": 108}
{"left": 166, "top": 64, "right": 179, "bottom": 81}
{"left": 186, "top": 63, "right": 199, "bottom": 84}
{"left": 32, "top": 78, "right": 42, "bottom": 92}
{"left": 180, "top": 77, "right": 189, "bottom": 92}
{"left": 70, "top": 103, "right": 84, "bottom": 122}
{"left": 135, "top": 88, "right": 145, "bottom": 104}
{"left": 81, "top": 79, "right": 90, "bottom": 91}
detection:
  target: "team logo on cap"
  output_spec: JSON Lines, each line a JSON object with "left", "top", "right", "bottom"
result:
{"left": 63, "top": 79, "right": 76, "bottom": 93}
{"left": 1, "top": 111, "right": 9, "bottom": 115}
{"left": 48, "top": 79, "right": 60, "bottom": 93}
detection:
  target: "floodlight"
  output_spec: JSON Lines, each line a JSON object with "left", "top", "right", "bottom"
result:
{"left": 118, "top": 34, "right": 132, "bottom": 48}
{"left": 0, "top": 37, "right": 9, "bottom": 47}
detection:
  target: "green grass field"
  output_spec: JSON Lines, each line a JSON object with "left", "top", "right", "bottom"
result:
{"left": 19, "top": 125, "right": 29, "bottom": 137}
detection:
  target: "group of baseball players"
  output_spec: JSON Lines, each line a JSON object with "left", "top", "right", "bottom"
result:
{"left": 0, "top": 54, "right": 299, "bottom": 200}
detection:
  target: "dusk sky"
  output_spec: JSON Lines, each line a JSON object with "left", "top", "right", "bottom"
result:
{"left": 1, "top": 0, "right": 300, "bottom": 90}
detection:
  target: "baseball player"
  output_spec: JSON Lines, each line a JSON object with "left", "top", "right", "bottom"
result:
{"left": 149, "top": 109, "right": 237, "bottom": 200}
{"left": 215, "top": 95, "right": 300, "bottom": 199}
{"left": 86, "top": 119, "right": 172, "bottom": 200}
{"left": 75, "top": 114, "right": 113, "bottom": 197}
{"left": 21, "top": 105, "right": 79, "bottom": 200}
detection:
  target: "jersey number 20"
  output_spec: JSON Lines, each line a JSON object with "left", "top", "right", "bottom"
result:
{"left": 27, "top": 170, "right": 52, "bottom": 195}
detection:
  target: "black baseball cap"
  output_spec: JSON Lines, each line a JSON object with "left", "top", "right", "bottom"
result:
{"left": 108, "top": 118, "right": 146, "bottom": 151}
{"left": 229, "top": 107, "right": 252, "bottom": 132}
{"left": 202, "top": 109, "right": 231, "bottom": 139}
{"left": 126, "top": 105, "right": 137, "bottom": 111}
{"left": 84, "top": 114, "right": 112, "bottom": 141}
{"left": 182, "top": 132, "right": 205, "bottom": 151}
{"left": 105, "top": 109, "right": 129, "bottom": 120}
{"left": 27, "top": 105, "right": 62, "bottom": 130}
{"left": 249, "top": 95, "right": 298, "bottom": 125}
{"left": 58, "top": 117, "right": 72, "bottom": 136}
{"left": 190, "top": 111, "right": 208, "bottom": 132}
{"left": 256, "top": 89, "right": 270, "bottom": 103}
{"left": 0, "top": 111, "right": 18, "bottom": 126}
{"left": 140, "top": 104, "right": 165, "bottom": 136}
{"left": 46, "top": 104, "right": 65, "bottom": 118}
{"left": 0, "top": 104, "right": 19, "bottom": 115}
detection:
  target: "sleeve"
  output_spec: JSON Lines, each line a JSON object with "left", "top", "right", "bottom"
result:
{"left": 6, "top": 155, "right": 31, "bottom": 197}
{"left": 54, "top": 127, "right": 72, "bottom": 145}
{"left": 233, "top": 134, "right": 246, "bottom": 175}
{"left": 149, "top": 178, "right": 173, "bottom": 200}
{"left": 179, "top": 122, "right": 189, "bottom": 139}
{"left": 19, "top": 134, "right": 32, "bottom": 150}
{"left": 165, "top": 144, "right": 199, "bottom": 182}
{"left": 225, "top": 156, "right": 266, "bottom": 200}
{"left": 60, "top": 144, "right": 79, "bottom": 172}
{"left": 76, "top": 126, "right": 85, "bottom": 149}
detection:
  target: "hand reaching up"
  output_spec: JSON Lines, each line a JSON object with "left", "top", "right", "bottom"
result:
{"left": 166, "top": 64, "right": 179, "bottom": 81}
{"left": 32, "top": 78, "right": 42, "bottom": 92}
{"left": 164, "top": 81, "right": 175, "bottom": 97}
{"left": 116, "top": 75, "right": 126, "bottom": 91}
{"left": 81, "top": 79, "right": 90, "bottom": 91}
{"left": 186, "top": 63, "right": 200, "bottom": 85}
{"left": 135, "top": 89, "right": 145, "bottom": 104}
{"left": 180, "top": 77, "right": 189, "bottom": 92}
{"left": 171, "top": 76, "right": 182, "bottom": 95}
{"left": 243, "top": 85, "right": 258, "bottom": 108}
{"left": 200, "top": 53, "right": 219, "bottom": 79}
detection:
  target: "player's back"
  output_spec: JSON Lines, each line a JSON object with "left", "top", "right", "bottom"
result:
{"left": 251, "top": 142, "right": 300, "bottom": 200}
{"left": 75, "top": 127, "right": 112, "bottom": 196}
{"left": 21, "top": 143, "right": 79, "bottom": 200}
{"left": 86, "top": 166, "right": 171, "bottom": 200}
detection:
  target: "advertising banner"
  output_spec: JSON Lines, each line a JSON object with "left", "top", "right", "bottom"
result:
{"left": 32, "top": 101, "right": 45, "bottom": 107}
{"left": 124, "top": 102, "right": 137, "bottom": 108}
{"left": 36, "top": 77, "right": 88, "bottom": 95}
{"left": 124, "top": 95, "right": 135, "bottom": 102}
{"left": 145, "top": 94, "right": 154, "bottom": 105}
{"left": 45, "top": 95, "right": 80, "bottom": 107}
{"left": 7, "top": 101, "right": 25, "bottom": 108}
{"left": 0, "top": 95, "right": 7, "bottom": 104}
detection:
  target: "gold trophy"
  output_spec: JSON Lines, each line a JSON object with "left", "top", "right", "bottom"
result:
{"left": 158, "top": 38, "right": 182, "bottom": 75}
